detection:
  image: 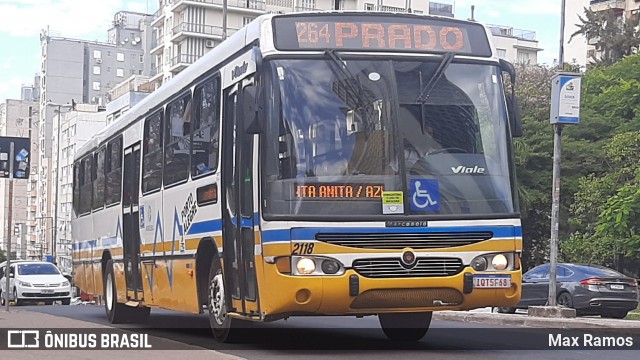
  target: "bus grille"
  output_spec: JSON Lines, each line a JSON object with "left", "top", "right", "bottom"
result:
{"left": 350, "top": 288, "right": 463, "bottom": 309}
{"left": 315, "top": 232, "right": 492, "bottom": 249}
{"left": 352, "top": 258, "right": 463, "bottom": 278}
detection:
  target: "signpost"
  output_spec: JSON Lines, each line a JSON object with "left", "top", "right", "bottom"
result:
{"left": 548, "top": 72, "right": 582, "bottom": 307}
{"left": 1, "top": 136, "right": 31, "bottom": 311}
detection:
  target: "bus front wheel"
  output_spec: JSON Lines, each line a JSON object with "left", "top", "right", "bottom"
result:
{"left": 207, "top": 259, "right": 239, "bottom": 342}
{"left": 379, "top": 312, "right": 432, "bottom": 341}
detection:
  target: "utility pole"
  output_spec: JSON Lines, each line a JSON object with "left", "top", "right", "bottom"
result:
{"left": 222, "top": 0, "right": 228, "bottom": 41}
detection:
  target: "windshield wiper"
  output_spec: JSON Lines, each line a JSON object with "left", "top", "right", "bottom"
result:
{"left": 415, "top": 52, "right": 455, "bottom": 104}
{"left": 324, "top": 49, "right": 374, "bottom": 111}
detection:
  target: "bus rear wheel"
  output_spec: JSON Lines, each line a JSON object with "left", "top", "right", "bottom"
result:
{"left": 104, "top": 259, "right": 129, "bottom": 323}
{"left": 379, "top": 312, "right": 432, "bottom": 341}
{"left": 207, "top": 259, "right": 239, "bottom": 342}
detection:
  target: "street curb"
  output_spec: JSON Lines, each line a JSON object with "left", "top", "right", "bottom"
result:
{"left": 433, "top": 311, "right": 640, "bottom": 335}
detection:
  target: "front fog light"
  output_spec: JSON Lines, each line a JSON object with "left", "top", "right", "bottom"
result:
{"left": 296, "top": 257, "right": 316, "bottom": 275}
{"left": 321, "top": 260, "right": 340, "bottom": 274}
{"left": 492, "top": 254, "right": 508, "bottom": 270}
{"left": 471, "top": 256, "right": 488, "bottom": 271}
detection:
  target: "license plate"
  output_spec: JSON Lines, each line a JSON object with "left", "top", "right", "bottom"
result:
{"left": 610, "top": 284, "right": 625, "bottom": 290}
{"left": 473, "top": 274, "right": 511, "bottom": 288}
{"left": 41, "top": 289, "right": 54, "bottom": 294}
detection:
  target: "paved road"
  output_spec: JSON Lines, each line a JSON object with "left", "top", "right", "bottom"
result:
{"left": 20, "top": 305, "right": 639, "bottom": 359}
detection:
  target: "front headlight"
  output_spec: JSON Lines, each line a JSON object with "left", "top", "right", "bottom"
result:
{"left": 471, "top": 253, "right": 515, "bottom": 271}
{"left": 19, "top": 281, "right": 32, "bottom": 287}
{"left": 62, "top": 281, "right": 70, "bottom": 287}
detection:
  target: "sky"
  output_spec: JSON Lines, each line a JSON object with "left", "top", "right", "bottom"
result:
{"left": 0, "top": 0, "right": 563, "bottom": 102}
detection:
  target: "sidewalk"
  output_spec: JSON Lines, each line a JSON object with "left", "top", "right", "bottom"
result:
{"left": 0, "top": 309, "right": 241, "bottom": 359}
{"left": 433, "top": 309, "right": 640, "bottom": 334}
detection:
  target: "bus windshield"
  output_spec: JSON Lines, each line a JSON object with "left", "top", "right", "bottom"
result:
{"left": 263, "top": 57, "right": 516, "bottom": 219}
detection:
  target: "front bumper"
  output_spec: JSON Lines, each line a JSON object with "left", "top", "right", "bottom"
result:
{"left": 261, "top": 265, "right": 521, "bottom": 317}
{"left": 15, "top": 286, "right": 72, "bottom": 301}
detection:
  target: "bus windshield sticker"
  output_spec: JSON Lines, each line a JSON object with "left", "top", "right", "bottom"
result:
{"left": 294, "top": 183, "right": 383, "bottom": 200}
{"left": 382, "top": 191, "right": 404, "bottom": 214}
{"left": 409, "top": 179, "right": 440, "bottom": 212}
{"left": 273, "top": 15, "right": 492, "bottom": 56}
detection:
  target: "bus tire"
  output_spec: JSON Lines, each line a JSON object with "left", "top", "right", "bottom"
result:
{"left": 104, "top": 259, "right": 128, "bottom": 324}
{"left": 379, "top": 312, "right": 432, "bottom": 341}
{"left": 207, "top": 258, "right": 236, "bottom": 342}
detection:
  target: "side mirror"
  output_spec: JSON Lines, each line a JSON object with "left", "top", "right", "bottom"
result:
{"left": 242, "top": 85, "right": 262, "bottom": 134}
{"left": 507, "top": 95, "right": 524, "bottom": 137}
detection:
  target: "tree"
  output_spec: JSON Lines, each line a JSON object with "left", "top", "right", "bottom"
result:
{"left": 570, "top": 8, "right": 640, "bottom": 66}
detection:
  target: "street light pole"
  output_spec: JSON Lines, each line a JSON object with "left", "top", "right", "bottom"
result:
{"left": 46, "top": 102, "right": 72, "bottom": 265}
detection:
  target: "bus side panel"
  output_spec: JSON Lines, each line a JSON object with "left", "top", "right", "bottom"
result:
{"left": 140, "top": 190, "right": 163, "bottom": 305}
{"left": 113, "top": 259, "right": 128, "bottom": 304}
{"left": 78, "top": 213, "right": 94, "bottom": 296}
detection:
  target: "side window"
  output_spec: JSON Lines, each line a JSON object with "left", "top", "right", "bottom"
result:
{"left": 525, "top": 266, "right": 548, "bottom": 280}
{"left": 143, "top": 112, "right": 163, "bottom": 193}
{"left": 80, "top": 156, "right": 93, "bottom": 214}
{"left": 73, "top": 163, "right": 80, "bottom": 215}
{"left": 105, "top": 137, "right": 123, "bottom": 206}
{"left": 164, "top": 94, "right": 191, "bottom": 186}
{"left": 92, "top": 148, "right": 106, "bottom": 211}
{"left": 192, "top": 76, "right": 221, "bottom": 177}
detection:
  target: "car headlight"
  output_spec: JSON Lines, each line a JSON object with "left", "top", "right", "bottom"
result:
{"left": 62, "top": 281, "right": 70, "bottom": 287}
{"left": 471, "top": 253, "right": 515, "bottom": 271}
{"left": 19, "top": 281, "right": 32, "bottom": 287}
{"left": 295, "top": 257, "right": 316, "bottom": 275}
{"left": 491, "top": 254, "right": 508, "bottom": 271}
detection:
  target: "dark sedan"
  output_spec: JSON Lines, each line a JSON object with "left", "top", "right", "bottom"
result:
{"left": 496, "top": 263, "right": 639, "bottom": 318}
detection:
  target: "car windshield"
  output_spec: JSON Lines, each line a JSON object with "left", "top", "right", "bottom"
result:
{"left": 18, "top": 263, "right": 60, "bottom": 275}
{"left": 263, "top": 58, "right": 516, "bottom": 219}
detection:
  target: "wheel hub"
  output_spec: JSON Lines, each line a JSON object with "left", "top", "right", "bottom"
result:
{"left": 106, "top": 274, "right": 113, "bottom": 311}
{"left": 209, "top": 272, "right": 226, "bottom": 325}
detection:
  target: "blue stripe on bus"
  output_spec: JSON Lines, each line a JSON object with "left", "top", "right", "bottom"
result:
{"left": 187, "top": 219, "right": 222, "bottom": 235}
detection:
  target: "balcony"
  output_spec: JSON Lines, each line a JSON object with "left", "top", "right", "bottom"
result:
{"left": 150, "top": 7, "right": 165, "bottom": 27}
{"left": 171, "top": 22, "right": 238, "bottom": 42}
{"left": 170, "top": 53, "right": 201, "bottom": 73}
{"left": 295, "top": 6, "right": 316, "bottom": 12}
{"left": 590, "top": 0, "right": 626, "bottom": 12}
{"left": 488, "top": 24, "right": 536, "bottom": 41}
{"left": 151, "top": 35, "right": 164, "bottom": 55}
{"left": 172, "top": 0, "right": 266, "bottom": 13}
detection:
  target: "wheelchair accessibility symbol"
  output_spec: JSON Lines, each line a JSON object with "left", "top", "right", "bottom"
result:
{"left": 410, "top": 179, "right": 440, "bottom": 212}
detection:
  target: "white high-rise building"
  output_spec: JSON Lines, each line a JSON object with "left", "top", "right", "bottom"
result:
{"left": 564, "top": 0, "right": 591, "bottom": 68}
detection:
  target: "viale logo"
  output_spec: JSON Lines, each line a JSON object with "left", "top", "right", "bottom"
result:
{"left": 231, "top": 61, "right": 248, "bottom": 80}
{"left": 451, "top": 165, "right": 485, "bottom": 174}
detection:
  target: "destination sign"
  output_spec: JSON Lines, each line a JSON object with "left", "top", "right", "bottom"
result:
{"left": 273, "top": 15, "right": 492, "bottom": 56}
{"left": 295, "top": 183, "right": 384, "bottom": 199}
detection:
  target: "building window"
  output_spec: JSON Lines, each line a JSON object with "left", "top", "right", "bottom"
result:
{"left": 93, "top": 50, "right": 102, "bottom": 59}
{"left": 140, "top": 54, "right": 144, "bottom": 63}
{"left": 117, "top": 52, "right": 125, "bottom": 62}
{"left": 130, "top": 69, "right": 136, "bottom": 75}
{"left": 243, "top": 17, "right": 255, "bottom": 26}
{"left": 518, "top": 51, "right": 532, "bottom": 64}
{"left": 116, "top": 68, "right": 124, "bottom": 77}
{"left": 92, "top": 81, "right": 101, "bottom": 90}
{"left": 496, "top": 48, "right": 507, "bottom": 58}
{"left": 93, "top": 66, "right": 101, "bottom": 75}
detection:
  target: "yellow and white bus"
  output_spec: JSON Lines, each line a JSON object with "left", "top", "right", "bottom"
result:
{"left": 72, "top": 11, "right": 524, "bottom": 342}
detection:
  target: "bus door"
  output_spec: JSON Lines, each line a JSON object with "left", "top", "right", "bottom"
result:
{"left": 122, "top": 143, "right": 143, "bottom": 300}
{"left": 221, "top": 78, "right": 259, "bottom": 316}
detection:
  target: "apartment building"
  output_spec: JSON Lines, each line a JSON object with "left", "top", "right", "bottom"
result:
{"left": 488, "top": 24, "right": 543, "bottom": 65}
{"left": 105, "top": 75, "right": 154, "bottom": 126}
{"left": 147, "top": 0, "right": 456, "bottom": 88}
{"left": 564, "top": 0, "right": 591, "bottom": 68}
{"left": 54, "top": 105, "right": 108, "bottom": 271}
{"left": 38, "top": 11, "right": 152, "bottom": 268}
{"left": 0, "top": 99, "right": 40, "bottom": 260}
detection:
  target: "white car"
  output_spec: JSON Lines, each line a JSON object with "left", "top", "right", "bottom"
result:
{"left": 0, "top": 261, "right": 72, "bottom": 305}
